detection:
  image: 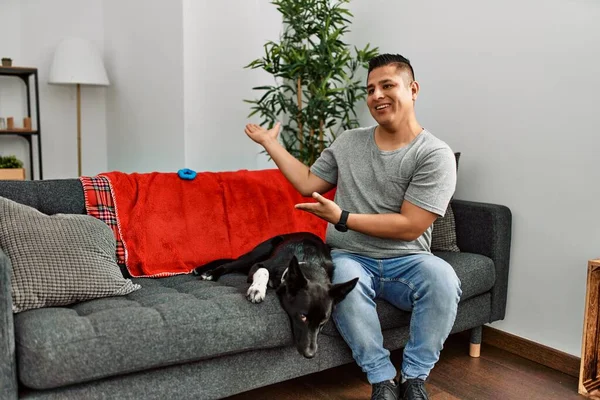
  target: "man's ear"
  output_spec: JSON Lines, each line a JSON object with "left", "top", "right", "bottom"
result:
{"left": 411, "top": 80, "right": 420, "bottom": 101}
{"left": 329, "top": 277, "right": 359, "bottom": 305}
{"left": 286, "top": 256, "right": 307, "bottom": 293}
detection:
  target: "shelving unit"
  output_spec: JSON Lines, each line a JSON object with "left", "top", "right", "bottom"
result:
{"left": 0, "top": 66, "right": 43, "bottom": 179}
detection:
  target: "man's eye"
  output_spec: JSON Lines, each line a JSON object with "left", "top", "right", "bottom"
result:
{"left": 383, "top": 84, "right": 393, "bottom": 89}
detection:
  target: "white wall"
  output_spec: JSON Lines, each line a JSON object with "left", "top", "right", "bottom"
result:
{"left": 0, "top": 0, "right": 25, "bottom": 172}
{"left": 103, "top": 0, "right": 184, "bottom": 173}
{"left": 347, "top": 0, "right": 600, "bottom": 356}
{"left": 182, "top": 0, "right": 279, "bottom": 172}
{"left": 0, "top": 0, "right": 107, "bottom": 179}
{"left": 1, "top": 0, "right": 277, "bottom": 178}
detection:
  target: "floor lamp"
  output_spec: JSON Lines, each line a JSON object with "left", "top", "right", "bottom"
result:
{"left": 48, "top": 38, "right": 110, "bottom": 176}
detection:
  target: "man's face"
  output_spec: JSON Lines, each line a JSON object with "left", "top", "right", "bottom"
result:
{"left": 366, "top": 65, "right": 418, "bottom": 128}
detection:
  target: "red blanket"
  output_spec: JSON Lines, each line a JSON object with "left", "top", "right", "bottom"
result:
{"left": 100, "top": 169, "right": 333, "bottom": 278}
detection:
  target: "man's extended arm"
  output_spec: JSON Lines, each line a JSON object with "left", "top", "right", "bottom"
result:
{"left": 295, "top": 192, "right": 437, "bottom": 242}
{"left": 345, "top": 201, "right": 437, "bottom": 241}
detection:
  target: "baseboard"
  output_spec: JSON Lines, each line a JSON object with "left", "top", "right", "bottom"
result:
{"left": 481, "top": 326, "right": 580, "bottom": 378}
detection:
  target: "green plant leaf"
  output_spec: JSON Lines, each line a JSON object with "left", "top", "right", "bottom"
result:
{"left": 244, "top": 0, "right": 378, "bottom": 166}
{"left": 0, "top": 155, "right": 24, "bottom": 169}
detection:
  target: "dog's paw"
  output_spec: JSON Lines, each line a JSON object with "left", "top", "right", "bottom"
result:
{"left": 246, "top": 284, "right": 266, "bottom": 303}
{"left": 247, "top": 267, "right": 269, "bottom": 303}
{"left": 199, "top": 272, "right": 214, "bottom": 281}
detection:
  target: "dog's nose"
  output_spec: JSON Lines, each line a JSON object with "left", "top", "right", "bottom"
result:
{"left": 303, "top": 345, "right": 317, "bottom": 359}
{"left": 303, "top": 350, "right": 316, "bottom": 359}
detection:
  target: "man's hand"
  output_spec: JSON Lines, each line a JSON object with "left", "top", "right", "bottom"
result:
{"left": 295, "top": 192, "right": 342, "bottom": 224}
{"left": 244, "top": 122, "right": 281, "bottom": 146}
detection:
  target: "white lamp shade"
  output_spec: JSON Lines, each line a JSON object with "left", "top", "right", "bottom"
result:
{"left": 48, "top": 38, "right": 110, "bottom": 86}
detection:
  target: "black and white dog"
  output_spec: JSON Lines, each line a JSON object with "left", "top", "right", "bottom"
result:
{"left": 192, "top": 232, "right": 358, "bottom": 359}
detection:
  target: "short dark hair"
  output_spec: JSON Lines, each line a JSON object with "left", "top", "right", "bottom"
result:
{"left": 368, "top": 53, "right": 415, "bottom": 84}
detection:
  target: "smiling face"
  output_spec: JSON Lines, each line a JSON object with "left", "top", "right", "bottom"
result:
{"left": 366, "top": 64, "right": 419, "bottom": 130}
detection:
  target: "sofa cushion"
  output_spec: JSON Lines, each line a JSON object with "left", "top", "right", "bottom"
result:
{"left": 321, "top": 252, "right": 496, "bottom": 336}
{"left": 0, "top": 196, "right": 140, "bottom": 313}
{"left": 435, "top": 251, "right": 496, "bottom": 302}
{"left": 14, "top": 273, "right": 293, "bottom": 390}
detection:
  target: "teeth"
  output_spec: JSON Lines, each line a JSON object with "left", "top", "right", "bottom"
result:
{"left": 376, "top": 104, "right": 389, "bottom": 110}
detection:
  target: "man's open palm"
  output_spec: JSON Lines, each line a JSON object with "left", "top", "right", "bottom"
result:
{"left": 245, "top": 122, "right": 281, "bottom": 145}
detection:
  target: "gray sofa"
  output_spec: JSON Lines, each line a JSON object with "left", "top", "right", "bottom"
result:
{"left": 0, "top": 178, "right": 512, "bottom": 400}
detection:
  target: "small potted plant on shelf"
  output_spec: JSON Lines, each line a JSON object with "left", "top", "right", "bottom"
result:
{"left": 0, "top": 155, "right": 25, "bottom": 180}
{"left": 1, "top": 58, "right": 12, "bottom": 67}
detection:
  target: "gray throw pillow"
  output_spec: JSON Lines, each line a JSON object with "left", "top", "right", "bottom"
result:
{"left": 431, "top": 152, "right": 461, "bottom": 252}
{"left": 0, "top": 196, "right": 141, "bottom": 313}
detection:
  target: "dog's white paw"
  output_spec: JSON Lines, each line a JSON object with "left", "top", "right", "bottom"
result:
{"left": 200, "top": 273, "right": 213, "bottom": 281}
{"left": 246, "top": 267, "right": 269, "bottom": 303}
{"left": 247, "top": 284, "right": 266, "bottom": 303}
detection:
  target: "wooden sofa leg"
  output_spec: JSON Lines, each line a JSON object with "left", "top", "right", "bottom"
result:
{"left": 469, "top": 325, "right": 482, "bottom": 358}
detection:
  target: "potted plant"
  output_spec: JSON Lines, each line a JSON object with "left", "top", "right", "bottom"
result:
{"left": 1, "top": 57, "right": 12, "bottom": 67}
{"left": 0, "top": 155, "right": 25, "bottom": 180}
{"left": 245, "top": 0, "right": 378, "bottom": 166}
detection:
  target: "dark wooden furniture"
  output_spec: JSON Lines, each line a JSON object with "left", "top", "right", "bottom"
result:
{"left": 0, "top": 66, "right": 43, "bottom": 179}
{"left": 579, "top": 258, "right": 600, "bottom": 398}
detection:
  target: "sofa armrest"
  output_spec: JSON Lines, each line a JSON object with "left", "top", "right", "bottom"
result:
{"left": 0, "top": 249, "right": 18, "bottom": 400}
{"left": 451, "top": 199, "right": 512, "bottom": 322}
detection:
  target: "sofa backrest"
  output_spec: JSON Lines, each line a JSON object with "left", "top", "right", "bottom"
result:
{"left": 0, "top": 179, "right": 85, "bottom": 215}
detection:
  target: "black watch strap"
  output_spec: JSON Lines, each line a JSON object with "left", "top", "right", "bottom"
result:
{"left": 335, "top": 210, "right": 350, "bottom": 232}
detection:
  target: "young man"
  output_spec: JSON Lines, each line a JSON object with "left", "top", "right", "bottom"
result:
{"left": 244, "top": 54, "right": 461, "bottom": 400}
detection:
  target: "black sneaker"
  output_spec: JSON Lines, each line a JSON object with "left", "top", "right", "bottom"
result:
{"left": 371, "top": 379, "right": 399, "bottom": 400}
{"left": 400, "top": 378, "right": 429, "bottom": 400}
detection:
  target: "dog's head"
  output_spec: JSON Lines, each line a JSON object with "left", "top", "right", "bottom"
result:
{"left": 276, "top": 256, "right": 358, "bottom": 359}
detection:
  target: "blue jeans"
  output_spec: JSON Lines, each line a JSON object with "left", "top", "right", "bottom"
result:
{"left": 331, "top": 250, "right": 462, "bottom": 384}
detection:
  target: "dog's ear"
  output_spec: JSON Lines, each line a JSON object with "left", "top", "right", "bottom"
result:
{"left": 286, "top": 256, "right": 307, "bottom": 293}
{"left": 329, "top": 277, "right": 359, "bottom": 305}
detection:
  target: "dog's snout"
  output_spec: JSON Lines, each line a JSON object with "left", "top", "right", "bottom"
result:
{"left": 303, "top": 349, "right": 316, "bottom": 359}
{"left": 301, "top": 341, "right": 318, "bottom": 359}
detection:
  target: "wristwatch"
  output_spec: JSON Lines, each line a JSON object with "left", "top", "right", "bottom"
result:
{"left": 334, "top": 210, "right": 350, "bottom": 232}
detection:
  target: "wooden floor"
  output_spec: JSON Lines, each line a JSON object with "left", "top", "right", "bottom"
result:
{"left": 226, "top": 333, "right": 585, "bottom": 400}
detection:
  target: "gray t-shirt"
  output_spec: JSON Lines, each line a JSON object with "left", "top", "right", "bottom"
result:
{"left": 310, "top": 125, "right": 456, "bottom": 258}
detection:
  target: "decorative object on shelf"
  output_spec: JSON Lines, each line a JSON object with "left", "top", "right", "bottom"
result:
{"left": 48, "top": 37, "right": 110, "bottom": 176}
{"left": 0, "top": 155, "right": 25, "bottom": 180}
{"left": 0, "top": 116, "right": 33, "bottom": 131}
{"left": 1, "top": 58, "right": 12, "bottom": 67}
{"left": 244, "top": 0, "right": 378, "bottom": 166}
